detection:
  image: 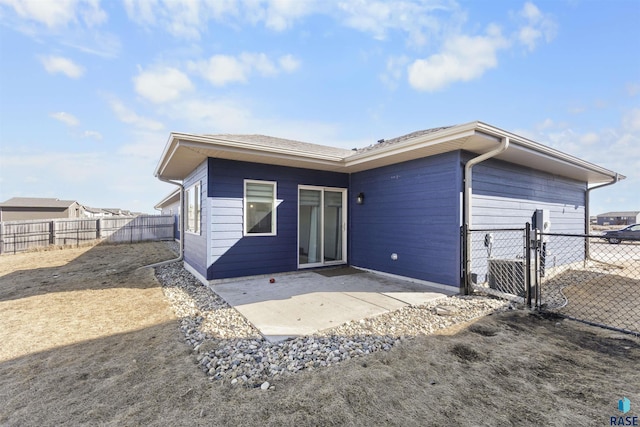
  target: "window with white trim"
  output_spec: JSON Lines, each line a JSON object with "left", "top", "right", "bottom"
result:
{"left": 186, "top": 182, "right": 201, "bottom": 234}
{"left": 244, "top": 180, "right": 276, "bottom": 235}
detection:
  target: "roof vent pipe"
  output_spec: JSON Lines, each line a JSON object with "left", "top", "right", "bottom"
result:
{"left": 462, "top": 136, "right": 510, "bottom": 294}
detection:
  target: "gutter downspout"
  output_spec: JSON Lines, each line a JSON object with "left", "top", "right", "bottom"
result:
{"left": 463, "top": 136, "right": 510, "bottom": 295}
{"left": 140, "top": 176, "right": 185, "bottom": 270}
{"left": 585, "top": 173, "right": 620, "bottom": 261}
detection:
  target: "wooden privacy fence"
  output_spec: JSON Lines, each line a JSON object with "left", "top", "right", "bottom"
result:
{"left": 0, "top": 215, "right": 175, "bottom": 254}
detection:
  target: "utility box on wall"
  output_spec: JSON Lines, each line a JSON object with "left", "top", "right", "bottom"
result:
{"left": 533, "top": 209, "right": 551, "bottom": 241}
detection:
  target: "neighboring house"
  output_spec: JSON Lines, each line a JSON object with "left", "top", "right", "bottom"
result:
{"left": 83, "top": 206, "right": 110, "bottom": 218}
{"left": 0, "top": 197, "right": 84, "bottom": 221}
{"left": 154, "top": 121, "right": 623, "bottom": 290}
{"left": 596, "top": 211, "right": 640, "bottom": 226}
{"left": 154, "top": 188, "right": 181, "bottom": 240}
{"left": 101, "top": 208, "right": 135, "bottom": 217}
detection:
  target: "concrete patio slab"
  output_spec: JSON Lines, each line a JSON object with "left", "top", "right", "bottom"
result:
{"left": 209, "top": 268, "right": 457, "bottom": 341}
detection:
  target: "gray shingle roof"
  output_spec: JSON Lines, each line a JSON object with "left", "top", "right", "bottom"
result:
{"left": 0, "top": 197, "right": 77, "bottom": 208}
{"left": 205, "top": 127, "right": 456, "bottom": 159}
{"left": 355, "top": 126, "right": 454, "bottom": 154}
{"left": 205, "top": 134, "right": 355, "bottom": 158}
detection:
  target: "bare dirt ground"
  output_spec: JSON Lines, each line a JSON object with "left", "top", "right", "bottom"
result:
{"left": 1, "top": 242, "right": 639, "bottom": 426}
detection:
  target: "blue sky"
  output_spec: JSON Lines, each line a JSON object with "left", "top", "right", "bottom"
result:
{"left": 0, "top": 0, "right": 638, "bottom": 215}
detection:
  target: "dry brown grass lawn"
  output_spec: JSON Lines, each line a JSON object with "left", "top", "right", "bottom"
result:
{"left": 1, "top": 242, "right": 639, "bottom": 426}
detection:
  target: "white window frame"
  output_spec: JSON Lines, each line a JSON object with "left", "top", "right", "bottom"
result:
{"left": 244, "top": 179, "right": 277, "bottom": 236}
{"left": 185, "top": 181, "right": 201, "bottom": 235}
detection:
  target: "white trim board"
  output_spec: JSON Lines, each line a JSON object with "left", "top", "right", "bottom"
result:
{"left": 351, "top": 266, "right": 459, "bottom": 294}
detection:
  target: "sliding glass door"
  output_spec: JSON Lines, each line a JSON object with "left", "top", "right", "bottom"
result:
{"left": 298, "top": 187, "right": 346, "bottom": 268}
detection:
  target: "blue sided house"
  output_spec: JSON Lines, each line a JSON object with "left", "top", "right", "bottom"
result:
{"left": 154, "top": 121, "right": 623, "bottom": 291}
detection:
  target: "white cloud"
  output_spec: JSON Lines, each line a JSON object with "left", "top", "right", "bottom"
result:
{"left": 61, "top": 31, "right": 121, "bottom": 59}
{"left": 260, "top": 0, "right": 319, "bottom": 31}
{"left": 189, "top": 55, "right": 248, "bottom": 86}
{"left": 517, "top": 1, "right": 556, "bottom": 51}
{"left": 626, "top": 83, "right": 640, "bottom": 97}
{"left": 241, "top": 52, "right": 279, "bottom": 76}
{"left": 525, "top": 111, "right": 640, "bottom": 195}
{"left": 1, "top": 1, "right": 118, "bottom": 58}
{"left": 123, "top": 0, "right": 239, "bottom": 39}
{"left": 379, "top": 55, "right": 410, "bottom": 89}
{"left": 189, "top": 52, "right": 300, "bottom": 86}
{"left": 0, "top": 150, "right": 106, "bottom": 184}
{"left": 579, "top": 132, "right": 599, "bottom": 146}
{"left": 279, "top": 54, "right": 301, "bottom": 72}
{"left": 400, "top": 2, "right": 556, "bottom": 92}
{"left": 134, "top": 66, "right": 193, "bottom": 103}
{"left": 169, "top": 98, "right": 253, "bottom": 130}
{"left": 536, "top": 118, "right": 555, "bottom": 131}
{"left": 160, "top": 96, "right": 344, "bottom": 146}
{"left": 40, "top": 55, "right": 85, "bottom": 78}
{"left": 122, "top": 0, "right": 159, "bottom": 26}
{"left": 408, "top": 24, "right": 509, "bottom": 91}
{"left": 50, "top": 111, "right": 80, "bottom": 127}
{"left": 121, "top": 0, "right": 457, "bottom": 46}
{"left": 0, "top": 0, "right": 106, "bottom": 28}
{"left": 81, "top": 130, "right": 103, "bottom": 140}
{"left": 49, "top": 112, "right": 104, "bottom": 141}
{"left": 0, "top": 146, "right": 168, "bottom": 213}
{"left": 622, "top": 108, "right": 640, "bottom": 132}
{"left": 337, "top": 0, "right": 460, "bottom": 47}
{"left": 107, "top": 97, "right": 164, "bottom": 131}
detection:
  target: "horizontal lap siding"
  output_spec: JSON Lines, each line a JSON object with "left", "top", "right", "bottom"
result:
{"left": 470, "top": 156, "right": 587, "bottom": 233}
{"left": 470, "top": 156, "right": 587, "bottom": 268}
{"left": 183, "top": 160, "right": 208, "bottom": 278}
{"left": 207, "top": 158, "right": 348, "bottom": 279}
{"left": 350, "top": 151, "right": 461, "bottom": 286}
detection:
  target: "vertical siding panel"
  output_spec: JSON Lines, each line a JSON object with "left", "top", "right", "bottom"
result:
{"left": 350, "top": 151, "right": 461, "bottom": 287}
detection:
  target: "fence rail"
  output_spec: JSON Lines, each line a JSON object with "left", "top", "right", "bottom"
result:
{"left": 0, "top": 215, "right": 175, "bottom": 254}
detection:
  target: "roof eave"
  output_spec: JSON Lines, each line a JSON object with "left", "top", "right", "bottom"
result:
{"left": 475, "top": 122, "right": 624, "bottom": 184}
{"left": 155, "top": 122, "right": 624, "bottom": 185}
{"left": 156, "top": 133, "right": 348, "bottom": 180}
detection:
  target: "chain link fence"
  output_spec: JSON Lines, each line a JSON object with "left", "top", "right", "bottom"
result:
{"left": 538, "top": 233, "right": 640, "bottom": 336}
{"left": 465, "top": 226, "right": 639, "bottom": 336}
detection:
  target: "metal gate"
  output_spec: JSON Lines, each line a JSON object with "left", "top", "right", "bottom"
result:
{"left": 463, "top": 224, "right": 533, "bottom": 306}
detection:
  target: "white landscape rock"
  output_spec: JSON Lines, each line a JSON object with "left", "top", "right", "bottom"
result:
{"left": 155, "top": 244, "right": 508, "bottom": 387}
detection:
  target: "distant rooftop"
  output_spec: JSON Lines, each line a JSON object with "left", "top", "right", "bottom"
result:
{"left": 0, "top": 197, "right": 78, "bottom": 208}
{"left": 597, "top": 211, "right": 640, "bottom": 217}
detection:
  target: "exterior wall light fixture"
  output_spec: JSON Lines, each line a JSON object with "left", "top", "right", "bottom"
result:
{"left": 356, "top": 192, "right": 365, "bottom": 205}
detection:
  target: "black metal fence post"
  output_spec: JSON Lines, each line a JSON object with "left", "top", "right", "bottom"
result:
{"left": 525, "top": 222, "right": 531, "bottom": 308}
{"left": 461, "top": 224, "right": 469, "bottom": 295}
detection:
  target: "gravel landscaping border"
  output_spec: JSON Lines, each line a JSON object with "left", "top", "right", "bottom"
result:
{"left": 155, "top": 247, "right": 510, "bottom": 388}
